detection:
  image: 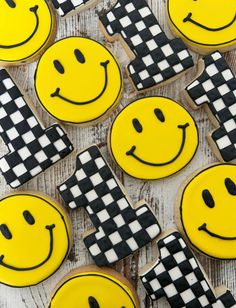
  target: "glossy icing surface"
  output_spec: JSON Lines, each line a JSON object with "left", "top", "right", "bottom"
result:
{"left": 35, "top": 37, "right": 123, "bottom": 125}
{"left": 49, "top": 270, "right": 138, "bottom": 308}
{"left": 179, "top": 164, "right": 236, "bottom": 259}
{"left": 167, "top": 0, "right": 236, "bottom": 51}
{"left": 0, "top": 193, "right": 71, "bottom": 287}
{"left": 0, "top": 0, "right": 55, "bottom": 64}
{"left": 110, "top": 97, "right": 198, "bottom": 180}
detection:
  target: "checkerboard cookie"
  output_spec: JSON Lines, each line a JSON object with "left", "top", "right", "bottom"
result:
{"left": 0, "top": 68, "right": 73, "bottom": 188}
{"left": 184, "top": 51, "right": 236, "bottom": 162}
{"left": 58, "top": 145, "right": 161, "bottom": 266}
{"left": 99, "top": 0, "right": 194, "bottom": 92}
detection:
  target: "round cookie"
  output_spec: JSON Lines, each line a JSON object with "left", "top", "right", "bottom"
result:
{"left": 0, "top": 0, "right": 56, "bottom": 66}
{"left": 48, "top": 265, "right": 140, "bottom": 308}
{"left": 0, "top": 192, "right": 72, "bottom": 287}
{"left": 176, "top": 164, "right": 236, "bottom": 259}
{"left": 109, "top": 97, "right": 198, "bottom": 180}
{"left": 167, "top": 0, "right": 236, "bottom": 54}
{"left": 35, "top": 37, "right": 123, "bottom": 126}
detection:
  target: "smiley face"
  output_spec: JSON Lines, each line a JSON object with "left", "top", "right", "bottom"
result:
{"left": 0, "top": 0, "right": 55, "bottom": 65}
{"left": 167, "top": 0, "right": 236, "bottom": 52}
{"left": 35, "top": 37, "right": 123, "bottom": 125}
{"left": 0, "top": 193, "right": 71, "bottom": 287}
{"left": 49, "top": 266, "right": 139, "bottom": 308}
{"left": 178, "top": 164, "right": 236, "bottom": 259}
{"left": 109, "top": 97, "right": 198, "bottom": 180}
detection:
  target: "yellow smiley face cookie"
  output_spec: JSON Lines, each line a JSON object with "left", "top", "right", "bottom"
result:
{"left": 35, "top": 37, "right": 123, "bottom": 125}
{"left": 167, "top": 0, "right": 236, "bottom": 53}
{"left": 178, "top": 164, "right": 236, "bottom": 259}
{"left": 0, "top": 0, "right": 55, "bottom": 65}
{"left": 0, "top": 193, "right": 71, "bottom": 287}
{"left": 109, "top": 97, "right": 198, "bottom": 180}
{"left": 49, "top": 266, "right": 139, "bottom": 308}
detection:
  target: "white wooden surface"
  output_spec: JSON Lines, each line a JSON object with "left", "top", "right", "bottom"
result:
{"left": 0, "top": 0, "right": 236, "bottom": 307}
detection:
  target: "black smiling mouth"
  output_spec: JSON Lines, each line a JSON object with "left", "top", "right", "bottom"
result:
{"left": 183, "top": 12, "right": 236, "bottom": 32}
{"left": 198, "top": 223, "right": 236, "bottom": 240}
{"left": 0, "top": 224, "right": 55, "bottom": 271}
{"left": 50, "top": 60, "right": 110, "bottom": 105}
{"left": 0, "top": 5, "right": 39, "bottom": 49}
{"left": 126, "top": 123, "right": 189, "bottom": 166}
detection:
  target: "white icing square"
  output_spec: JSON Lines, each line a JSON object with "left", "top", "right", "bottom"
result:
{"left": 206, "top": 64, "right": 218, "bottom": 77}
{"left": 189, "top": 257, "right": 198, "bottom": 269}
{"left": 212, "top": 52, "right": 221, "bottom": 61}
{"left": 202, "top": 79, "right": 214, "bottom": 91}
{"left": 126, "top": 237, "right": 138, "bottom": 250}
{"left": 146, "top": 39, "right": 158, "bottom": 51}
{"left": 153, "top": 74, "right": 163, "bottom": 83}
{"left": 120, "top": 16, "right": 131, "bottom": 27}
{"left": 201, "top": 280, "right": 210, "bottom": 292}
{"left": 173, "top": 63, "right": 183, "bottom": 73}
{"left": 14, "top": 97, "right": 26, "bottom": 108}
{"left": 113, "top": 214, "right": 125, "bottom": 227}
{"left": 216, "top": 135, "right": 231, "bottom": 149}
{"left": 181, "top": 289, "right": 195, "bottom": 304}
{"left": 86, "top": 206, "right": 93, "bottom": 215}
{"left": 163, "top": 234, "right": 175, "bottom": 244}
{"left": 102, "top": 193, "right": 114, "bottom": 205}
{"left": 95, "top": 227, "right": 105, "bottom": 240}
{"left": 90, "top": 173, "right": 103, "bottom": 186}
{"left": 185, "top": 272, "right": 198, "bottom": 286}
{"left": 173, "top": 251, "right": 186, "bottom": 263}
{"left": 104, "top": 248, "right": 118, "bottom": 263}
{"left": 158, "top": 60, "right": 169, "bottom": 71}
{"left": 89, "top": 243, "right": 101, "bottom": 256}
{"left": 51, "top": 154, "right": 60, "bottom": 163}
{"left": 22, "top": 131, "right": 35, "bottom": 144}
{"left": 139, "top": 7, "right": 151, "bottom": 18}
{"left": 150, "top": 278, "right": 161, "bottom": 292}
{"left": 142, "top": 55, "right": 154, "bottom": 66}
{"left": 79, "top": 151, "right": 92, "bottom": 164}
{"left": 107, "top": 11, "right": 115, "bottom": 22}
{"left": 125, "top": 3, "right": 135, "bottom": 12}
{"left": 198, "top": 295, "right": 210, "bottom": 307}
{"left": 75, "top": 168, "right": 87, "bottom": 180}
{"left": 6, "top": 127, "right": 19, "bottom": 140}
{"left": 164, "top": 283, "right": 178, "bottom": 297}
{"left": 10, "top": 110, "right": 24, "bottom": 124}
{"left": 139, "top": 70, "right": 149, "bottom": 80}
{"left": 10, "top": 179, "right": 21, "bottom": 188}
{"left": 149, "top": 24, "right": 162, "bottom": 36}
{"left": 218, "top": 84, "right": 230, "bottom": 96}
{"left": 146, "top": 224, "right": 160, "bottom": 238}
{"left": 135, "top": 21, "right": 146, "bottom": 31}
{"left": 59, "top": 184, "right": 67, "bottom": 191}
{"left": 0, "top": 92, "right": 12, "bottom": 105}
{"left": 222, "top": 69, "right": 234, "bottom": 81}
{"left": 30, "top": 165, "right": 42, "bottom": 176}
{"left": 213, "top": 98, "right": 225, "bottom": 111}
{"left": 85, "top": 189, "right": 98, "bottom": 202}
{"left": 177, "top": 50, "right": 189, "bottom": 60}
{"left": 95, "top": 157, "right": 105, "bottom": 169}
{"left": 109, "top": 231, "right": 122, "bottom": 245}
{"left": 117, "top": 197, "right": 129, "bottom": 210}
{"left": 0, "top": 107, "right": 7, "bottom": 119}
{"left": 136, "top": 206, "right": 147, "bottom": 216}
{"left": 70, "top": 185, "right": 81, "bottom": 198}
{"left": 128, "top": 220, "right": 142, "bottom": 233}
{"left": 0, "top": 157, "right": 10, "bottom": 172}
{"left": 27, "top": 116, "right": 38, "bottom": 128}
{"left": 137, "top": 83, "right": 143, "bottom": 89}
{"left": 106, "top": 178, "right": 117, "bottom": 190}
{"left": 97, "top": 209, "right": 110, "bottom": 223}
{"left": 38, "top": 135, "right": 50, "bottom": 147}
{"left": 195, "top": 95, "right": 209, "bottom": 106}
{"left": 3, "top": 78, "right": 14, "bottom": 90}
{"left": 13, "top": 163, "right": 27, "bottom": 177}
{"left": 18, "top": 146, "right": 31, "bottom": 160}
{"left": 229, "top": 103, "right": 236, "bottom": 116}
{"left": 224, "top": 119, "right": 236, "bottom": 132}
{"left": 69, "top": 201, "right": 77, "bottom": 209}
{"left": 54, "top": 139, "right": 66, "bottom": 152}
{"left": 131, "top": 34, "right": 143, "bottom": 46}
{"left": 161, "top": 44, "right": 173, "bottom": 57}
{"left": 169, "top": 267, "right": 182, "bottom": 281}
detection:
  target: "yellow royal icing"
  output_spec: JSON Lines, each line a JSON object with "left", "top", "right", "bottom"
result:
{"left": 49, "top": 269, "right": 138, "bottom": 308}
{"left": 167, "top": 0, "right": 236, "bottom": 52}
{"left": 0, "top": 0, "right": 55, "bottom": 65}
{"left": 179, "top": 164, "right": 236, "bottom": 259}
{"left": 0, "top": 193, "right": 71, "bottom": 287}
{"left": 35, "top": 37, "right": 123, "bottom": 125}
{"left": 109, "top": 97, "right": 198, "bottom": 180}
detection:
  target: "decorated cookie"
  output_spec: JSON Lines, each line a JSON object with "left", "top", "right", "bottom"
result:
{"left": 0, "top": 68, "right": 74, "bottom": 188}
{"left": 35, "top": 37, "right": 123, "bottom": 126}
{"left": 176, "top": 164, "right": 236, "bottom": 260}
{"left": 51, "top": 0, "right": 97, "bottom": 18}
{"left": 184, "top": 52, "right": 236, "bottom": 162}
{"left": 49, "top": 265, "right": 139, "bottom": 307}
{"left": 58, "top": 145, "right": 161, "bottom": 266}
{"left": 0, "top": 192, "right": 71, "bottom": 287}
{"left": 140, "top": 231, "right": 236, "bottom": 307}
{"left": 167, "top": 0, "right": 236, "bottom": 54}
{"left": 0, "top": 0, "right": 56, "bottom": 66}
{"left": 99, "top": 0, "right": 194, "bottom": 92}
{"left": 109, "top": 97, "right": 198, "bottom": 180}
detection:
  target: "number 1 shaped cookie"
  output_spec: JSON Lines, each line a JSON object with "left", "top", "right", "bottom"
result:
{"left": 58, "top": 145, "right": 161, "bottom": 266}
{"left": 99, "top": 0, "right": 194, "bottom": 92}
{"left": 140, "top": 231, "right": 236, "bottom": 307}
{"left": 0, "top": 69, "right": 74, "bottom": 188}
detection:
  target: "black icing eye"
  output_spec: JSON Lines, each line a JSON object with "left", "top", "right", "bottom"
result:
{"left": 5, "top": 0, "right": 16, "bottom": 8}
{"left": 0, "top": 224, "right": 12, "bottom": 240}
{"left": 202, "top": 189, "right": 215, "bottom": 208}
{"left": 23, "top": 210, "right": 35, "bottom": 225}
{"left": 154, "top": 108, "right": 165, "bottom": 122}
{"left": 88, "top": 296, "right": 100, "bottom": 308}
{"left": 132, "top": 118, "right": 143, "bottom": 133}
{"left": 53, "top": 60, "right": 65, "bottom": 74}
{"left": 225, "top": 178, "right": 236, "bottom": 196}
{"left": 74, "top": 49, "right": 85, "bottom": 64}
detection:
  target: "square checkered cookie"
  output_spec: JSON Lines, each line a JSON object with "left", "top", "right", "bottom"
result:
{"left": 140, "top": 231, "right": 236, "bottom": 308}
{"left": 185, "top": 52, "right": 236, "bottom": 162}
{"left": 99, "top": 0, "right": 193, "bottom": 91}
{"left": 51, "top": 0, "right": 94, "bottom": 17}
{"left": 0, "top": 68, "right": 74, "bottom": 188}
{"left": 58, "top": 145, "right": 161, "bottom": 266}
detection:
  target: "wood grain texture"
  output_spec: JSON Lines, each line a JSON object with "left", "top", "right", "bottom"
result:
{"left": 0, "top": 0, "right": 236, "bottom": 307}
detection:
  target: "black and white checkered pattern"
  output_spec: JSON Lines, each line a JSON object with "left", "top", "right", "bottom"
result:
{"left": 140, "top": 232, "right": 236, "bottom": 308}
{"left": 51, "top": 0, "right": 91, "bottom": 17}
{"left": 58, "top": 145, "right": 161, "bottom": 266}
{"left": 185, "top": 52, "right": 236, "bottom": 162}
{"left": 99, "top": 0, "right": 193, "bottom": 91}
{"left": 0, "top": 68, "right": 74, "bottom": 188}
